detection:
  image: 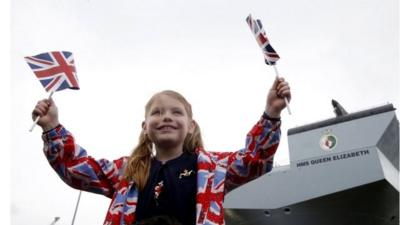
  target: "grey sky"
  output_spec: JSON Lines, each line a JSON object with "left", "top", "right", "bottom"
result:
{"left": 10, "top": 0, "right": 398, "bottom": 224}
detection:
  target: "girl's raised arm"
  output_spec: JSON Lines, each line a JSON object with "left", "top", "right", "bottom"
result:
{"left": 225, "top": 77, "right": 290, "bottom": 192}
{"left": 33, "top": 99, "right": 126, "bottom": 198}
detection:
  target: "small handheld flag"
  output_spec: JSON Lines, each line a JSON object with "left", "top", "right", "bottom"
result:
{"left": 246, "top": 14, "right": 280, "bottom": 65}
{"left": 25, "top": 51, "right": 80, "bottom": 131}
{"left": 246, "top": 14, "right": 291, "bottom": 114}
{"left": 25, "top": 51, "right": 79, "bottom": 92}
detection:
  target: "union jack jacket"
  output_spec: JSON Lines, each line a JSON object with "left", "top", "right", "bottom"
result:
{"left": 42, "top": 114, "right": 281, "bottom": 225}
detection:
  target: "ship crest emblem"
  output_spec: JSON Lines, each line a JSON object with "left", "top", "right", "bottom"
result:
{"left": 319, "top": 130, "right": 337, "bottom": 151}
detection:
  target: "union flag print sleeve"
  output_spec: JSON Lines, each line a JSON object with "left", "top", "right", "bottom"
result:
{"left": 225, "top": 113, "right": 281, "bottom": 193}
{"left": 41, "top": 125, "right": 126, "bottom": 198}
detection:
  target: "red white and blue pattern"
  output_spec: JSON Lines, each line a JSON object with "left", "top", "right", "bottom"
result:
{"left": 25, "top": 51, "right": 79, "bottom": 92}
{"left": 154, "top": 181, "right": 164, "bottom": 202}
{"left": 246, "top": 14, "right": 280, "bottom": 65}
{"left": 42, "top": 115, "right": 281, "bottom": 225}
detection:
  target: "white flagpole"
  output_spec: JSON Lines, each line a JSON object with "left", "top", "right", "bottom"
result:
{"left": 272, "top": 64, "right": 292, "bottom": 115}
{"left": 29, "top": 90, "right": 54, "bottom": 132}
{"left": 71, "top": 191, "right": 82, "bottom": 225}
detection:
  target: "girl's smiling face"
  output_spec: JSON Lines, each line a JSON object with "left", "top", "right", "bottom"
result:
{"left": 143, "top": 94, "right": 195, "bottom": 151}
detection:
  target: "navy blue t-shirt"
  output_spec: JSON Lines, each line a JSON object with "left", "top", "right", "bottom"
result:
{"left": 136, "top": 152, "right": 197, "bottom": 225}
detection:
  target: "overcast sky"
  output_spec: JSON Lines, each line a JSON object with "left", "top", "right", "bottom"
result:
{"left": 9, "top": 0, "right": 399, "bottom": 224}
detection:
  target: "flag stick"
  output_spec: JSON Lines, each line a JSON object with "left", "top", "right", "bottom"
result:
{"left": 29, "top": 91, "right": 54, "bottom": 132}
{"left": 272, "top": 65, "right": 292, "bottom": 115}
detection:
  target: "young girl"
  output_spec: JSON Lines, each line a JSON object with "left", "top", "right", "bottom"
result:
{"left": 32, "top": 77, "right": 291, "bottom": 225}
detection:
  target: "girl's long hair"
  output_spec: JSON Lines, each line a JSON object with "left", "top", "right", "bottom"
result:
{"left": 123, "top": 90, "right": 203, "bottom": 190}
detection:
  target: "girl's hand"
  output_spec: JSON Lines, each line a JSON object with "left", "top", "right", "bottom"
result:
{"left": 266, "top": 77, "right": 291, "bottom": 118}
{"left": 32, "top": 98, "right": 59, "bottom": 131}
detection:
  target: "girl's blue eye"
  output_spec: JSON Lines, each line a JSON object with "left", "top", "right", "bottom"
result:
{"left": 151, "top": 110, "right": 160, "bottom": 115}
{"left": 173, "top": 110, "right": 183, "bottom": 115}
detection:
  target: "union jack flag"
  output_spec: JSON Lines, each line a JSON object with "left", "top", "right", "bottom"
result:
{"left": 246, "top": 14, "right": 280, "bottom": 65}
{"left": 25, "top": 51, "right": 79, "bottom": 92}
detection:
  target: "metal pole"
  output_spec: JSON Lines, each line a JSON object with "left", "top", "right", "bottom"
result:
{"left": 50, "top": 217, "right": 60, "bottom": 225}
{"left": 71, "top": 191, "right": 82, "bottom": 225}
